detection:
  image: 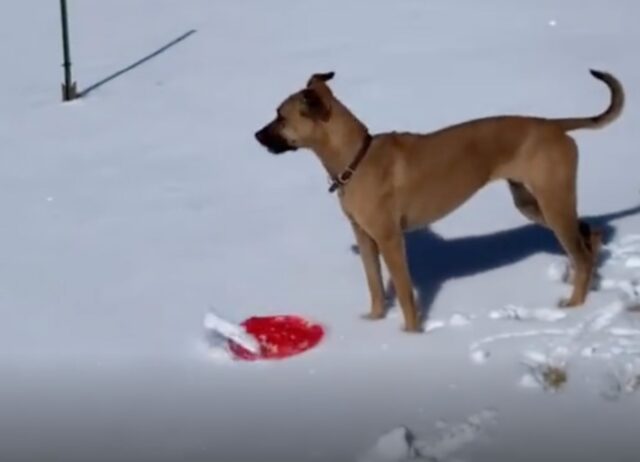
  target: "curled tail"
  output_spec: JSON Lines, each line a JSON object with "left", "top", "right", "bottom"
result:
{"left": 553, "top": 69, "right": 625, "bottom": 131}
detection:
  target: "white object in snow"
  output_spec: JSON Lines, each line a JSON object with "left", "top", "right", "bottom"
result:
{"left": 449, "top": 313, "right": 472, "bottom": 327}
{"left": 470, "top": 349, "right": 491, "bottom": 364}
{"left": 203, "top": 310, "right": 260, "bottom": 354}
{"left": 360, "top": 426, "right": 419, "bottom": 462}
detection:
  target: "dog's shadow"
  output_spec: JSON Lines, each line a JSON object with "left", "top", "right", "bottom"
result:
{"left": 351, "top": 203, "right": 640, "bottom": 320}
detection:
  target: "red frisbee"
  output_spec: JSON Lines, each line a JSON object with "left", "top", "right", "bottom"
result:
{"left": 228, "top": 315, "right": 325, "bottom": 361}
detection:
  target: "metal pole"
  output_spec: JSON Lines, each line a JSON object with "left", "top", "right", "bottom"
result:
{"left": 60, "top": 0, "right": 77, "bottom": 101}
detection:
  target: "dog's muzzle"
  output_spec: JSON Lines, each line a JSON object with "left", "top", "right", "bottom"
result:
{"left": 254, "top": 126, "right": 297, "bottom": 154}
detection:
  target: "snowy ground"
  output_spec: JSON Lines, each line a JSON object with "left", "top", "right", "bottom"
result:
{"left": 1, "top": 1, "right": 640, "bottom": 461}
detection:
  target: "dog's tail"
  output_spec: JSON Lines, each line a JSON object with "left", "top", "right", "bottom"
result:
{"left": 552, "top": 69, "right": 624, "bottom": 132}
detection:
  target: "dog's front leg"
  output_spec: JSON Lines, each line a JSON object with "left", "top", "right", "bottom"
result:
{"left": 350, "top": 220, "right": 386, "bottom": 320}
{"left": 375, "top": 228, "right": 421, "bottom": 332}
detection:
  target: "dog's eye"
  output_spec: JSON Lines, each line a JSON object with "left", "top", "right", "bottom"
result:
{"left": 276, "top": 112, "right": 286, "bottom": 123}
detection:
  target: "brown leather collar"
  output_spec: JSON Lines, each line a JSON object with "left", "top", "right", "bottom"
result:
{"left": 328, "top": 133, "right": 373, "bottom": 193}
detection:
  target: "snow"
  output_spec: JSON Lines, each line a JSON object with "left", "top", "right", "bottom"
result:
{"left": 489, "top": 304, "right": 568, "bottom": 322}
{"left": 470, "top": 349, "right": 491, "bottom": 365}
{"left": 1, "top": 0, "right": 640, "bottom": 461}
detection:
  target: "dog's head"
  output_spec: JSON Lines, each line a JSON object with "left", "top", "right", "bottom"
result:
{"left": 254, "top": 71, "right": 336, "bottom": 155}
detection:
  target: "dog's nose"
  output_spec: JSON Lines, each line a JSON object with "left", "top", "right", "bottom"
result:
{"left": 254, "top": 129, "right": 265, "bottom": 144}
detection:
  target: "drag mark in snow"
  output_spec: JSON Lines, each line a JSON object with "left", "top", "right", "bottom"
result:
{"left": 489, "top": 305, "right": 567, "bottom": 322}
{"left": 470, "top": 329, "right": 568, "bottom": 353}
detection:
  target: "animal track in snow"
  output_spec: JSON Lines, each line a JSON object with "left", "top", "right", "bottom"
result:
{"left": 415, "top": 410, "right": 496, "bottom": 461}
{"left": 472, "top": 234, "right": 640, "bottom": 395}
{"left": 600, "top": 359, "right": 640, "bottom": 401}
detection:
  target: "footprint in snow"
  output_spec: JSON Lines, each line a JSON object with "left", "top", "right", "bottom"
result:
{"left": 358, "top": 411, "right": 496, "bottom": 462}
{"left": 600, "top": 359, "right": 640, "bottom": 401}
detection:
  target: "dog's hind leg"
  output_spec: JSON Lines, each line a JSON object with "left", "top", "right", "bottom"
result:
{"left": 509, "top": 179, "right": 601, "bottom": 249}
{"left": 578, "top": 220, "right": 603, "bottom": 256}
{"left": 508, "top": 180, "right": 547, "bottom": 226}
{"left": 539, "top": 197, "right": 593, "bottom": 306}
{"left": 510, "top": 179, "right": 602, "bottom": 281}
{"left": 509, "top": 179, "right": 602, "bottom": 286}
{"left": 529, "top": 139, "right": 596, "bottom": 307}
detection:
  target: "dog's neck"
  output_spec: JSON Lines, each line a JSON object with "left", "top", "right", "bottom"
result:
{"left": 310, "top": 111, "right": 370, "bottom": 179}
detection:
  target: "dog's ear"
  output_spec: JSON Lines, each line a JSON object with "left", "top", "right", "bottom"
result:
{"left": 306, "top": 71, "right": 335, "bottom": 87}
{"left": 300, "top": 88, "right": 331, "bottom": 121}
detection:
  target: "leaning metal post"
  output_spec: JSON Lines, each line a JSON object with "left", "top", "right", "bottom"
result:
{"left": 60, "top": 0, "right": 77, "bottom": 101}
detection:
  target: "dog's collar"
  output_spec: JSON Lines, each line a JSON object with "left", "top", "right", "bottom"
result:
{"left": 328, "top": 132, "right": 373, "bottom": 193}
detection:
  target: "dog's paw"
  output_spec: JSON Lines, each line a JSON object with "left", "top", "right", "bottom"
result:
{"left": 402, "top": 324, "right": 424, "bottom": 334}
{"left": 557, "top": 297, "right": 582, "bottom": 308}
{"left": 361, "top": 312, "right": 385, "bottom": 321}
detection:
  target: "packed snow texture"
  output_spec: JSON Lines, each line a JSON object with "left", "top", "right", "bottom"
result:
{"left": 1, "top": 0, "right": 640, "bottom": 461}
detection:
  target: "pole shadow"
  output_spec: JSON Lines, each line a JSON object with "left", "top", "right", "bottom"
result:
{"left": 351, "top": 202, "right": 640, "bottom": 321}
{"left": 79, "top": 29, "right": 197, "bottom": 98}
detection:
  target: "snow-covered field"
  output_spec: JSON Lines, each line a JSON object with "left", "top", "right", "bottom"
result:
{"left": 2, "top": 1, "right": 640, "bottom": 461}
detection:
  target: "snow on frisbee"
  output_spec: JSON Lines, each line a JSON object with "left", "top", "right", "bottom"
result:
{"left": 203, "top": 310, "right": 325, "bottom": 361}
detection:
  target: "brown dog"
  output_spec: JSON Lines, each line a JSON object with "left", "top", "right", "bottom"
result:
{"left": 254, "top": 70, "right": 624, "bottom": 332}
